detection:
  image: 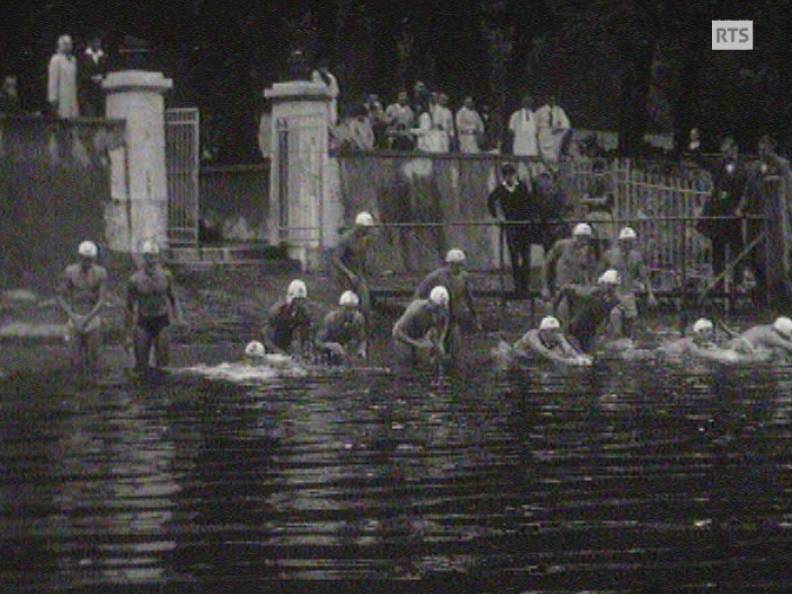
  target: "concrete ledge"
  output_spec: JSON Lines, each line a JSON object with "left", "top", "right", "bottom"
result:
{"left": 0, "top": 322, "right": 67, "bottom": 343}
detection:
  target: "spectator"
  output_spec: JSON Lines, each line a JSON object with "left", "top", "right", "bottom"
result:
{"left": 338, "top": 104, "right": 374, "bottom": 151}
{"left": 536, "top": 93, "right": 571, "bottom": 162}
{"left": 432, "top": 92, "right": 455, "bottom": 153}
{"left": 365, "top": 94, "right": 388, "bottom": 148}
{"left": 78, "top": 34, "right": 108, "bottom": 117}
{"left": 456, "top": 96, "right": 485, "bottom": 154}
{"left": 488, "top": 163, "right": 539, "bottom": 296}
{"left": 508, "top": 94, "right": 539, "bottom": 159}
{"left": 48, "top": 35, "right": 79, "bottom": 118}
{"left": 696, "top": 136, "right": 748, "bottom": 289}
{"left": 412, "top": 97, "right": 443, "bottom": 153}
{"left": 385, "top": 91, "right": 415, "bottom": 150}
{"left": 312, "top": 58, "right": 339, "bottom": 125}
{"left": 0, "top": 75, "right": 21, "bottom": 115}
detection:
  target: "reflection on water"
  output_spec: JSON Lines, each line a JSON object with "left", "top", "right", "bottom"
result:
{"left": 1, "top": 360, "right": 791, "bottom": 591}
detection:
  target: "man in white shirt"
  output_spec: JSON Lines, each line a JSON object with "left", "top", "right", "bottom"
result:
{"left": 48, "top": 34, "right": 79, "bottom": 118}
{"left": 385, "top": 91, "right": 415, "bottom": 150}
{"left": 536, "top": 93, "right": 572, "bottom": 163}
{"left": 508, "top": 94, "right": 539, "bottom": 158}
{"left": 456, "top": 97, "right": 485, "bottom": 154}
{"left": 432, "top": 92, "right": 455, "bottom": 153}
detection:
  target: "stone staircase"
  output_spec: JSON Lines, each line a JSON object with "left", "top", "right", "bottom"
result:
{"left": 168, "top": 243, "right": 301, "bottom": 273}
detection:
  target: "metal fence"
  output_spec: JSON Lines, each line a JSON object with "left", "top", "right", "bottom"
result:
{"left": 165, "top": 108, "right": 200, "bottom": 246}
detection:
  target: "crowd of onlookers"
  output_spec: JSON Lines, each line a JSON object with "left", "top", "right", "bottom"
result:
{"left": 307, "top": 63, "right": 574, "bottom": 162}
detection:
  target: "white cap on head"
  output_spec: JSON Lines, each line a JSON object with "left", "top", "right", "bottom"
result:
{"left": 355, "top": 211, "right": 374, "bottom": 227}
{"left": 692, "top": 318, "right": 714, "bottom": 333}
{"left": 773, "top": 316, "right": 792, "bottom": 339}
{"left": 78, "top": 240, "right": 98, "bottom": 258}
{"left": 445, "top": 248, "right": 466, "bottom": 264}
{"left": 539, "top": 316, "right": 561, "bottom": 331}
{"left": 429, "top": 285, "right": 450, "bottom": 306}
{"left": 245, "top": 340, "right": 266, "bottom": 358}
{"left": 619, "top": 227, "right": 638, "bottom": 240}
{"left": 286, "top": 279, "right": 308, "bottom": 302}
{"left": 598, "top": 269, "right": 620, "bottom": 285}
{"left": 141, "top": 240, "right": 160, "bottom": 255}
{"left": 573, "top": 222, "right": 593, "bottom": 237}
{"left": 339, "top": 290, "right": 359, "bottom": 307}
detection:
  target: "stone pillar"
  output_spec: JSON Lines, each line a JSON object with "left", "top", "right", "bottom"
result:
{"left": 265, "top": 81, "right": 341, "bottom": 269}
{"left": 103, "top": 71, "right": 173, "bottom": 252}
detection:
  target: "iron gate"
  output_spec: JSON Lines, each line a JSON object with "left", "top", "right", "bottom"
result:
{"left": 165, "top": 107, "right": 199, "bottom": 245}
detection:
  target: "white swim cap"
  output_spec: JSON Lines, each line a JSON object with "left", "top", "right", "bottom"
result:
{"left": 141, "top": 240, "right": 160, "bottom": 255}
{"left": 78, "top": 240, "right": 98, "bottom": 258}
{"left": 445, "top": 248, "right": 466, "bottom": 264}
{"left": 429, "top": 285, "right": 450, "bottom": 306}
{"left": 619, "top": 227, "right": 638, "bottom": 240}
{"left": 573, "top": 222, "right": 593, "bottom": 236}
{"left": 355, "top": 211, "right": 374, "bottom": 227}
{"left": 286, "top": 279, "right": 308, "bottom": 302}
{"left": 539, "top": 316, "right": 561, "bottom": 331}
{"left": 339, "top": 290, "right": 359, "bottom": 307}
{"left": 598, "top": 269, "right": 621, "bottom": 285}
{"left": 245, "top": 340, "right": 266, "bottom": 358}
{"left": 773, "top": 316, "right": 792, "bottom": 339}
{"left": 692, "top": 318, "right": 714, "bottom": 333}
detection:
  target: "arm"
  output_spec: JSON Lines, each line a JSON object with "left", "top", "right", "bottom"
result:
{"left": 414, "top": 270, "right": 439, "bottom": 301}
{"left": 166, "top": 273, "right": 184, "bottom": 323}
{"left": 47, "top": 56, "right": 59, "bottom": 108}
{"left": 523, "top": 331, "right": 577, "bottom": 364}
{"left": 124, "top": 281, "right": 137, "bottom": 338}
{"left": 330, "top": 241, "right": 358, "bottom": 286}
{"left": 636, "top": 256, "right": 657, "bottom": 304}
{"left": 463, "top": 276, "right": 479, "bottom": 326}
{"left": 80, "top": 269, "right": 108, "bottom": 327}
{"left": 487, "top": 188, "right": 500, "bottom": 219}
{"left": 542, "top": 245, "right": 560, "bottom": 298}
{"left": 392, "top": 302, "right": 433, "bottom": 349}
{"left": 314, "top": 314, "right": 345, "bottom": 356}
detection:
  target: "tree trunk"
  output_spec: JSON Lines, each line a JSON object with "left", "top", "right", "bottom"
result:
{"left": 672, "top": 11, "right": 707, "bottom": 152}
{"left": 618, "top": 40, "right": 655, "bottom": 156}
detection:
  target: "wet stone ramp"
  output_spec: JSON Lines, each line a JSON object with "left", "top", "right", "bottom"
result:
{"left": 1, "top": 359, "right": 791, "bottom": 593}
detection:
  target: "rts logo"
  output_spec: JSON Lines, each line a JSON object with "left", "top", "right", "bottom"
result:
{"left": 712, "top": 21, "right": 753, "bottom": 50}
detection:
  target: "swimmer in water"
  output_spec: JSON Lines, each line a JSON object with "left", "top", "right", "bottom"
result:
{"left": 243, "top": 340, "right": 302, "bottom": 370}
{"left": 508, "top": 315, "right": 592, "bottom": 366}
{"left": 314, "top": 290, "right": 367, "bottom": 365}
{"left": 125, "top": 240, "right": 182, "bottom": 373}
{"left": 58, "top": 240, "right": 107, "bottom": 381}
{"left": 392, "top": 285, "right": 451, "bottom": 368}
{"left": 262, "top": 279, "right": 312, "bottom": 357}
{"left": 726, "top": 316, "right": 792, "bottom": 360}
{"left": 414, "top": 248, "right": 481, "bottom": 359}
{"left": 556, "top": 269, "right": 622, "bottom": 354}
{"left": 661, "top": 318, "right": 748, "bottom": 363}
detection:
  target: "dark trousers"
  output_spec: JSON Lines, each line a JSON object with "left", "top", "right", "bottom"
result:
{"left": 711, "top": 227, "right": 744, "bottom": 288}
{"left": 505, "top": 227, "right": 533, "bottom": 296}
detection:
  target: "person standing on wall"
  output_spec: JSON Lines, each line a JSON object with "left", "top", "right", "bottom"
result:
{"left": 79, "top": 34, "right": 108, "bottom": 117}
{"left": 58, "top": 240, "right": 107, "bottom": 382}
{"left": 48, "top": 35, "right": 79, "bottom": 118}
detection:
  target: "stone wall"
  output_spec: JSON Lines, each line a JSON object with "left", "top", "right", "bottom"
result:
{"left": 0, "top": 116, "right": 124, "bottom": 292}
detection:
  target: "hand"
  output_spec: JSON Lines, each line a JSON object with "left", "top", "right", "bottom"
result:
{"left": 541, "top": 287, "right": 552, "bottom": 301}
{"left": 325, "top": 342, "right": 346, "bottom": 357}
{"left": 69, "top": 313, "right": 85, "bottom": 333}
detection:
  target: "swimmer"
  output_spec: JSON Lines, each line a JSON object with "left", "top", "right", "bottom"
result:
{"left": 414, "top": 248, "right": 481, "bottom": 358}
{"left": 508, "top": 315, "right": 592, "bottom": 366}
{"left": 598, "top": 227, "right": 658, "bottom": 339}
{"left": 58, "top": 240, "right": 107, "bottom": 381}
{"left": 314, "top": 290, "right": 367, "bottom": 364}
{"left": 661, "top": 318, "right": 748, "bottom": 363}
{"left": 262, "top": 279, "right": 312, "bottom": 357}
{"left": 243, "top": 340, "right": 303, "bottom": 370}
{"left": 542, "top": 222, "right": 598, "bottom": 321}
{"left": 331, "top": 211, "right": 375, "bottom": 318}
{"left": 125, "top": 240, "right": 182, "bottom": 373}
{"left": 392, "top": 285, "right": 451, "bottom": 368}
{"left": 556, "top": 269, "right": 622, "bottom": 354}
{"left": 726, "top": 316, "right": 792, "bottom": 360}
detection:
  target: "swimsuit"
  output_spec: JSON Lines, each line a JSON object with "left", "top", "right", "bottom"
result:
{"left": 138, "top": 314, "right": 170, "bottom": 339}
